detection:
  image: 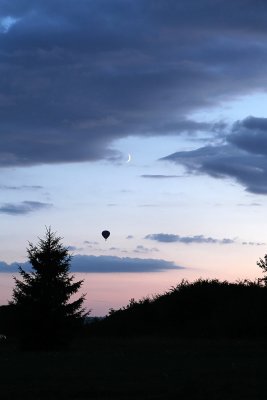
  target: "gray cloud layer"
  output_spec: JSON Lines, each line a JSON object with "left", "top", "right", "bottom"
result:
{"left": 0, "top": 185, "right": 43, "bottom": 190}
{"left": 0, "top": 201, "right": 52, "bottom": 215}
{"left": 0, "top": 254, "right": 182, "bottom": 273}
{"left": 162, "top": 116, "right": 267, "bottom": 194}
{"left": 145, "top": 233, "right": 234, "bottom": 244}
{"left": 0, "top": 1, "right": 267, "bottom": 166}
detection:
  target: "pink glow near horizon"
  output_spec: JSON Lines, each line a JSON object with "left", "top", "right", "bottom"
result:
{"left": 0, "top": 262, "right": 262, "bottom": 317}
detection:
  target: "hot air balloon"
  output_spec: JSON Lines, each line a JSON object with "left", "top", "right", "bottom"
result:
{"left": 102, "top": 230, "right": 110, "bottom": 241}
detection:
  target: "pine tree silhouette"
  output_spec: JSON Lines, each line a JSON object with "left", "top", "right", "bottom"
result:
{"left": 11, "top": 227, "right": 88, "bottom": 349}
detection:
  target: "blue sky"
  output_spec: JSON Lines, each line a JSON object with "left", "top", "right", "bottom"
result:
{"left": 1, "top": 0, "right": 267, "bottom": 315}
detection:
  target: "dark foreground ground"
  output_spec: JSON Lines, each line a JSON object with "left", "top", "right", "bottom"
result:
{"left": 1, "top": 335, "right": 267, "bottom": 399}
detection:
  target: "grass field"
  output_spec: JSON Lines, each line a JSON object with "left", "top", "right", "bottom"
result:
{"left": 1, "top": 335, "right": 267, "bottom": 399}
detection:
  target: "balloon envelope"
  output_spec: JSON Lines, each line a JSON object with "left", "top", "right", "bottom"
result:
{"left": 102, "top": 230, "right": 110, "bottom": 240}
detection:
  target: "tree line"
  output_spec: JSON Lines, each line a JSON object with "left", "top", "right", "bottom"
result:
{"left": 1, "top": 227, "right": 267, "bottom": 350}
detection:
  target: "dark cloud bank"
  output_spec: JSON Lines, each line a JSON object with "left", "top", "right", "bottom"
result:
{"left": 145, "top": 233, "right": 234, "bottom": 244}
{"left": 0, "top": 201, "right": 52, "bottom": 215}
{"left": 0, "top": 255, "right": 182, "bottom": 273}
{"left": 162, "top": 117, "right": 267, "bottom": 194}
{"left": 145, "top": 233, "right": 264, "bottom": 246}
{"left": 0, "top": 1, "right": 267, "bottom": 167}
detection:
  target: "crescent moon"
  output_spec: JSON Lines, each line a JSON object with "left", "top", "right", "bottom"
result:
{"left": 126, "top": 153, "right": 131, "bottom": 163}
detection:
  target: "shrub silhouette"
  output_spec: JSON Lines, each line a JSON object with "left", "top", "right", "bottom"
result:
{"left": 88, "top": 278, "right": 267, "bottom": 338}
{"left": 257, "top": 254, "right": 267, "bottom": 284}
{"left": 10, "top": 227, "right": 88, "bottom": 350}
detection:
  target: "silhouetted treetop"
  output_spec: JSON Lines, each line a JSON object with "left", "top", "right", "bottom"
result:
{"left": 257, "top": 254, "right": 267, "bottom": 285}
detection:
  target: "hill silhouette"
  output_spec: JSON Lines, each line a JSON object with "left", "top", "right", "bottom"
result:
{"left": 1, "top": 278, "right": 267, "bottom": 398}
{"left": 87, "top": 278, "right": 267, "bottom": 338}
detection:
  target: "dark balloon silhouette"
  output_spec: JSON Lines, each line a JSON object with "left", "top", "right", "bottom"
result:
{"left": 102, "top": 230, "right": 110, "bottom": 240}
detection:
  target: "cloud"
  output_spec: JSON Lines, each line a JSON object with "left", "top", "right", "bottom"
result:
{"left": 133, "top": 245, "right": 159, "bottom": 254}
{"left": 68, "top": 246, "right": 78, "bottom": 251}
{"left": 237, "top": 203, "right": 262, "bottom": 207}
{"left": 72, "top": 255, "right": 182, "bottom": 272}
{"left": 0, "top": 201, "right": 52, "bottom": 215}
{"left": 0, "top": 261, "right": 23, "bottom": 273}
{"left": 67, "top": 245, "right": 84, "bottom": 252}
{"left": 0, "top": 185, "right": 44, "bottom": 190}
{"left": 1, "top": 2, "right": 267, "bottom": 166}
{"left": 0, "top": 255, "right": 183, "bottom": 273}
{"left": 0, "top": 185, "right": 43, "bottom": 190}
{"left": 161, "top": 116, "right": 267, "bottom": 194}
{"left": 145, "top": 233, "right": 234, "bottom": 244}
{"left": 229, "top": 117, "right": 267, "bottom": 155}
{"left": 242, "top": 241, "right": 265, "bottom": 246}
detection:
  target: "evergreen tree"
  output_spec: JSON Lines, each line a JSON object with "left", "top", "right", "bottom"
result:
{"left": 11, "top": 227, "right": 88, "bottom": 349}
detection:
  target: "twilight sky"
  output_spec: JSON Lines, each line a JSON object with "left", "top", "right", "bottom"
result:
{"left": 1, "top": 0, "right": 267, "bottom": 315}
